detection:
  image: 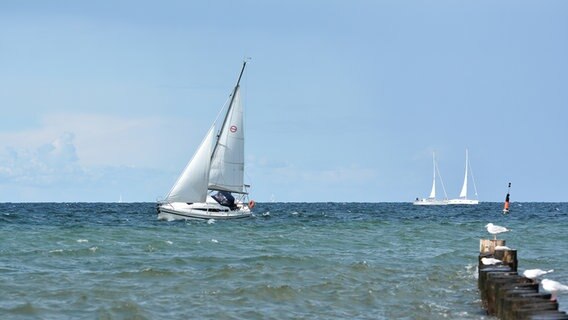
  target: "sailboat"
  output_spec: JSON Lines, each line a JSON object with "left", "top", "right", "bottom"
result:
{"left": 413, "top": 152, "right": 449, "bottom": 206}
{"left": 157, "top": 61, "right": 255, "bottom": 220}
{"left": 447, "top": 149, "right": 479, "bottom": 205}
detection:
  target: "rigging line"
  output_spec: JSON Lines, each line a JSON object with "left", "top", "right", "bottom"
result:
{"left": 469, "top": 157, "right": 479, "bottom": 197}
{"left": 212, "top": 95, "right": 233, "bottom": 132}
{"left": 435, "top": 160, "right": 449, "bottom": 199}
{"left": 212, "top": 61, "right": 247, "bottom": 158}
{"left": 244, "top": 168, "right": 253, "bottom": 190}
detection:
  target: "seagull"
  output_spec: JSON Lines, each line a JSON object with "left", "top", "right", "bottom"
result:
{"left": 522, "top": 269, "right": 554, "bottom": 280}
{"left": 541, "top": 279, "right": 568, "bottom": 301}
{"left": 485, "top": 223, "right": 510, "bottom": 240}
{"left": 481, "top": 257, "right": 502, "bottom": 265}
{"left": 495, "top": 245, "right": 512, "bottom": 250}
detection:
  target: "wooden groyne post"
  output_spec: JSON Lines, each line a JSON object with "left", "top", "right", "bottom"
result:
{"left": 478, "top": 239, "right": 568, "bottom": 320}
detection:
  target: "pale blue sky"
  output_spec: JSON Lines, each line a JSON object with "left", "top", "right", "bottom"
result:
{"left": 1, "top": 1, "right": 567, "bottom": 202}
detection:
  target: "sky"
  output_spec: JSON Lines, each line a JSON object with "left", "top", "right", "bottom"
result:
{"left": 1, "top": 0, "right": 567, "bottom": 202}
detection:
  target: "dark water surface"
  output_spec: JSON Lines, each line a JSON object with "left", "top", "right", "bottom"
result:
{"left": 1, "top": 202, "right": 567, "bottom": 319}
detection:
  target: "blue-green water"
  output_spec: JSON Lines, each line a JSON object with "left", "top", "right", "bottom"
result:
{"left": 1, "top": 202, "right": 567, "bottom": 319}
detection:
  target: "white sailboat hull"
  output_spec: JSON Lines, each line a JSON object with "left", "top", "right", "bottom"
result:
{"left": 413, "top": 198, "right": 448, "bottom": 206}
{"left": 157, "top": 200, "right": 251, "bottom": 220}
{"left": 447, "top": 198, "right": 479, "bottom": 205}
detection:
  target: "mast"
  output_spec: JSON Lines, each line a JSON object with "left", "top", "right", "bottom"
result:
{"left": 211, "top": 60, "right": 247, "bottom": 158}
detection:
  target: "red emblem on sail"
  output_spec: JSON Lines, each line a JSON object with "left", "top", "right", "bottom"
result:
{"left": 230, "top": 125, "right": 238, "bottom": 133}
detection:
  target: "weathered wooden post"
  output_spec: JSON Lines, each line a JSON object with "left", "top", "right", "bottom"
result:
{"left": 480, "top": 239, "right": 506, "bottom": 254}
{"left": 504, "top": 295, "right": 557, "bottom": 320}
{"left": 479, "top": 267, "right": 515, "bottom": 310}
{"left": 486, "top": 274, "right": 534, "bottom": 315}
{"left": 477, "top": 237, "right": 568, "bottom": 319}
{"left": 513, "top": 304, "right": 564, "bottom": 319}
{"left": 494, "top": 248, "right": 518, "bottom": 272}
{"left": 495, "top": 283, "right": 539, "bottom": 319}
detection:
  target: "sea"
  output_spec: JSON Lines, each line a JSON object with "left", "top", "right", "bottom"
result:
{"left": 1, "top": 202, "right": 567, "bottom": 319}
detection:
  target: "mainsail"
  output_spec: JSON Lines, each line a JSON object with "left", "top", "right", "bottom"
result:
{"left": 209, "top": 63, "right": 246, "bottom": 194}
{"left": 429, "top": 153, "right": 437, "bottom": 199}
{"left": 447, "top": 149, "right": 479, "bottom": 205}
{"left": 165, "top": 126, "right": 215, "bottom": 203}
{"left": 458, "top": 149, "right": 469, "bottom": 198}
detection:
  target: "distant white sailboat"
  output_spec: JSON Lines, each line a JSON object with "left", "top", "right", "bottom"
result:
{"left": 157, "top": 61, "right": 255, "bottom": 220}
{"left": 413, "top": 152, "right": 448, "bottom": 206}
{"left": 448, "top": 149, "right": 479, "bottom": 205}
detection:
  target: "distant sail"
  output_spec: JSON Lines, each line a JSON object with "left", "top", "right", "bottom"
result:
{"left": 413, "top": 152, "right": 448, "bottom": 206}
{"left": 447, "top": 149, "right": 479, "bottom": 205}
{"left": 458, "top": 150, "right": 469, "bottom": 198}
{"left": 429, "top": 153, "right": 437, "bottom": 199}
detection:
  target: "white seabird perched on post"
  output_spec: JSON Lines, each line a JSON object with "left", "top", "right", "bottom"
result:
{"left": 485, "top": 223, "right": 510, "bottom": 240}
{"left": 541, "top": 279, "right": 568, "bottom": 301}
{"left": 523, "top": 269, "right": 554, "bottom": 280}
{"left": 481, "top": 257, "right": 502, "bottom": 265}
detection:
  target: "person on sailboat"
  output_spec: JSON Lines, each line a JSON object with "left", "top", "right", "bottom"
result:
{"left": 212, "top": 191, "right": 238, "bottom": 210}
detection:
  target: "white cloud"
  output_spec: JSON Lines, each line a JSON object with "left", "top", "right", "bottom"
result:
{"left": 0, "top": 113, "right": 205, "bottom": 168}
{"left": 36, "top": 132, "right": 79, "bottom": 167}
{"left": 0, "top": 132, "right": 84, "bottom": 186}
{"left": 0, "top": 113, "right": 204, "bottom": 201}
